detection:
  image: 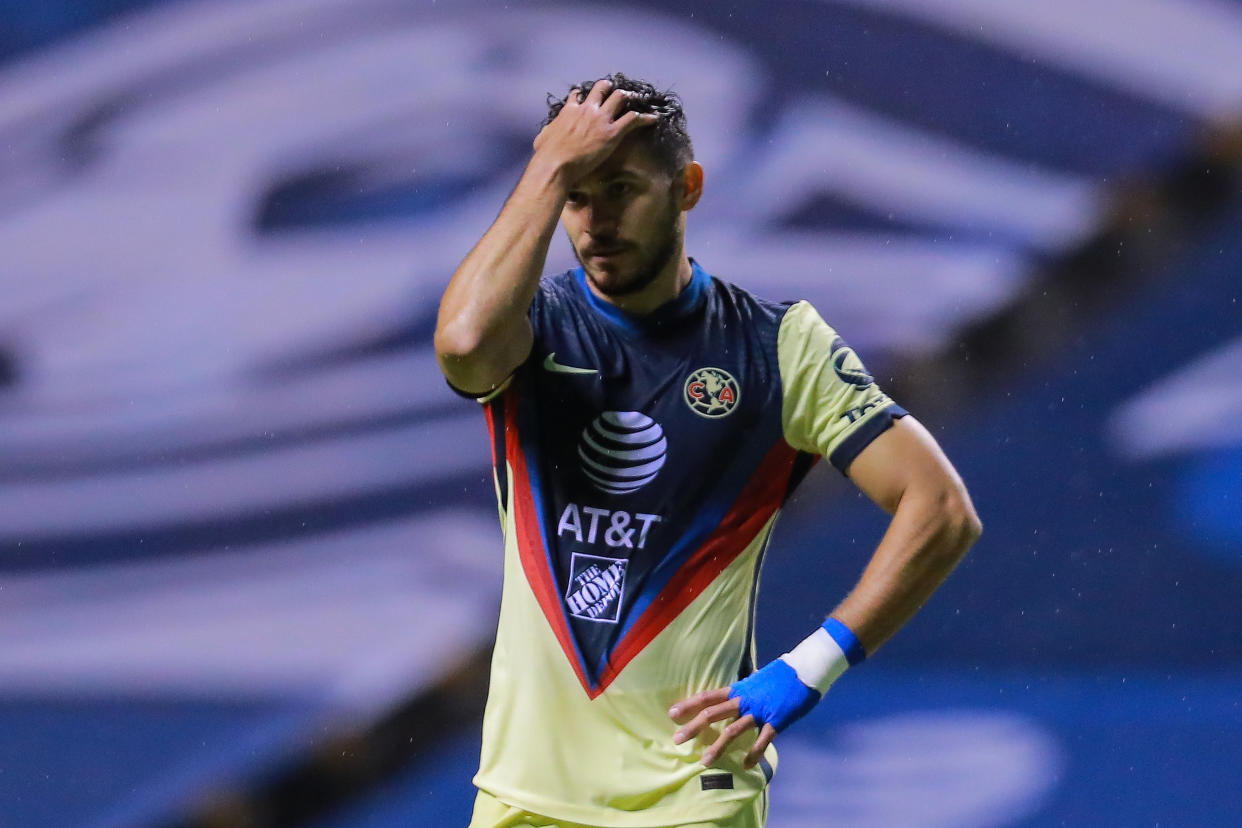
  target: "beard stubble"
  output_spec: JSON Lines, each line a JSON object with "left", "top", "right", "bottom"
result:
{"left": 575, "top": 197, "right": 682, "bottom": 299}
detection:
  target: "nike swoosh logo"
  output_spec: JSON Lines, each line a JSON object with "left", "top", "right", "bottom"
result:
{"left": 543, "top": 353, "right": 598, "bottom": 375}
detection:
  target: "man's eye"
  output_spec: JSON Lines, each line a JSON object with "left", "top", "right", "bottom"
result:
{"left": 608, "top": 182, "right": 632, "bottom": 198}
{"left": 566, "top": 192, "right": 586, "bottom": 206}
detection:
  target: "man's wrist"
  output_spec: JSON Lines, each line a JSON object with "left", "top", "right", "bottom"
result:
{"left": 778, "top": 617, "right": 866, "bottom": 695}
{"left": 524, "top": 150, "right": 578, "bottom": 195}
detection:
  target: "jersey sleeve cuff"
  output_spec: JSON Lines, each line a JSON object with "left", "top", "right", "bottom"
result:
{"left": 444, "top": 375, "right": 513, "bottom": 404}
{"left": 827, "top": 403, "right": 908, "bottom": 474}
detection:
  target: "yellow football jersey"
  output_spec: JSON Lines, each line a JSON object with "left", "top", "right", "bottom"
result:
{"left": 468, "top": 267, "right": 903, "bottom": 827}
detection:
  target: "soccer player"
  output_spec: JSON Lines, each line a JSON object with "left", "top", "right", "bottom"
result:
{"left": 435, "top": 74, "right": 981, "bottom": 828}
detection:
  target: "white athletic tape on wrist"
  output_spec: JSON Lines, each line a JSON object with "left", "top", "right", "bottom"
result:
{"left": 779, "top": 627, "right": 850, "bottom": 695}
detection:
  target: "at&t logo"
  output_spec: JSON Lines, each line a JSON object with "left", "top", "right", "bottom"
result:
{"left": 830, "top": 336, "right": 874, "bottom": 388}
{"left": 578, "top": 411, "right": 667, "bottom": 495}
{"left": 684, "top": 367, "right": 740, "bottom": 418}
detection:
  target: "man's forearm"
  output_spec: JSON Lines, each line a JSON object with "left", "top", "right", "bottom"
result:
{"left": 434, "top": 156, "right": 567, "bottom": 393}
{"left": 831, "top": 485, "right": 981, "bottom": 654}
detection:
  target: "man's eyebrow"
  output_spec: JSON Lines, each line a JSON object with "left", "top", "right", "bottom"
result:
{"left": 570, "top": 169, "right": 645, "bottom": 190}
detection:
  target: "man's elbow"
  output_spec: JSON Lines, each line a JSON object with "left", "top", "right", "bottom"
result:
{"left": 942, "top": 489, "right": 982, "bottom": 554}
{"left": 434, "top": 315, "right": 486, "bottom": 364}
{"left": 434, "top": 326, "right": 482, "bottom": 387}
{"left": 434, "top": 316, "right": 531, "bottom": 395}
{"left": 909, "top": 482, "right": 980, "bottom": 566}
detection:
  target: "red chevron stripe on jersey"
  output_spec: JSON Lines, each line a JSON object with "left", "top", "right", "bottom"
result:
{"left": 503, "top": 387, "right": 595, "bottom": 696}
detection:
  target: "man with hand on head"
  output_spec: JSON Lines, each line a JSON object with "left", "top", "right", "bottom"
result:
{"left": 435, "top": 73, "right": 981, "bottom": 828}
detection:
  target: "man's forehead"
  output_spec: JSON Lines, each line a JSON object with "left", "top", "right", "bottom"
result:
{"left": 585, "top": 135, "right": 667, "bottom": 180}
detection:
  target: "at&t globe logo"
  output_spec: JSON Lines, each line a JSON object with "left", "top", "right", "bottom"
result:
{"left": 578, "top": 411, "right": 668, "bottom": 495}
{"left": 684, "top": 367, "right": 740, "bottom": 418}
{"left": 830, "top": 335, "right": 875, "bottom": 388}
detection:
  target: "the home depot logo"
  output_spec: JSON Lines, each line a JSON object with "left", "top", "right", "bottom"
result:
{"left": 565, "top": 552, "right": 627, "bottom": 624}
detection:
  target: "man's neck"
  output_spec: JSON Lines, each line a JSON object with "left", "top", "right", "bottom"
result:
{"left": 586, "top": 254, "right": 694, "bottom": 316}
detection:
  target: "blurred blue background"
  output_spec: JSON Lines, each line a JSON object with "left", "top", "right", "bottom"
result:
{"left": 1, "top": 1, "right": 1240, "bottom": 826}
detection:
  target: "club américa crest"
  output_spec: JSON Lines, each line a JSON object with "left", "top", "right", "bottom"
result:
{"left": 684, "top": 367, "right": 740, "bottom": 418}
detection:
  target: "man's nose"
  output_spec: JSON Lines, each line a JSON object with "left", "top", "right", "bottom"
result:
{"left": 586, "top": 204, "right": 620, "bottom": 235}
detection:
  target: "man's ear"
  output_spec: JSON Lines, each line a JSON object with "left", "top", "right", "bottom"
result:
{"left": 679, "top": 162, "right": 704, "bottom": 210}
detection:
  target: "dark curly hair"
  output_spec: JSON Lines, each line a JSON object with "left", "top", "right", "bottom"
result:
{"left": 543, "top": 73, "right": 694, "bottom": 174}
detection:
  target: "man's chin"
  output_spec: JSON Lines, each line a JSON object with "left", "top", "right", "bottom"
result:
{"left": 586, "top": 269, "right": 644, "bottom": 298}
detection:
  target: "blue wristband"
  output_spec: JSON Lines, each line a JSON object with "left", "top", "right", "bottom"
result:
{"left": 822, "top": 617, "right": 867, "bottom": 666}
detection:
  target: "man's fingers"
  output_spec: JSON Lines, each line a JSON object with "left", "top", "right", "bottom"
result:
{"left": 743, "top": 724, "right": 777, "bottom": 769}
{"left": 585, "top": 78, "right": 612, "bottom": 105}
{"left": 601, "top": 87, "right": 633, "bottom": 116}
{"left": 668, "top": 688, "right": 730, "bottom": 724}
{"left": 613, "top": 110, "right": 659, "bottom": 133}
{"left": 672, "top": 698, "right": 739, "bottom": 744}
{"left": 701, "top": 714, "right": 757, "bottom": 767}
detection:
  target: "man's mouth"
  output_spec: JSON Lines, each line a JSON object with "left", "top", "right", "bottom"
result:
{"left": 586, "top": 243, "right": 629, "bottom": 259}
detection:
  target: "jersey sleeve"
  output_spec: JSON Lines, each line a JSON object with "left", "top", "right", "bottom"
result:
{"left": 778, "top": 300, "right": 907, "bottom": 473}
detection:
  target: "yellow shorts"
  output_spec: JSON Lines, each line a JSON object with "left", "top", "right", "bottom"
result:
{"left": 468, "top": 788, "right": 768, "bottom": 828}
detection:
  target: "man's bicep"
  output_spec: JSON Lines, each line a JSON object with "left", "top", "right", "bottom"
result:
{"left": 845, "top": 416, "right": 966, "bottom": 515}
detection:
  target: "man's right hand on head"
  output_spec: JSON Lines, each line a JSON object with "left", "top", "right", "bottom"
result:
{"left": 532, "top": 80, "right": 658, "bottom": 184}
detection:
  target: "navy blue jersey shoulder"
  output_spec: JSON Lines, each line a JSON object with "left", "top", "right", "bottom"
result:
{"left": 527, "top": 262, "right": 793, "bottom": 384}
{"left": 505, "top": 261, "right": 808, "bottom": 687}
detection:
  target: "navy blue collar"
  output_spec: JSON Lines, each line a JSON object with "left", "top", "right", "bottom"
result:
{"left": 574, "top": 258, "right": 710, "bottom": 334}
